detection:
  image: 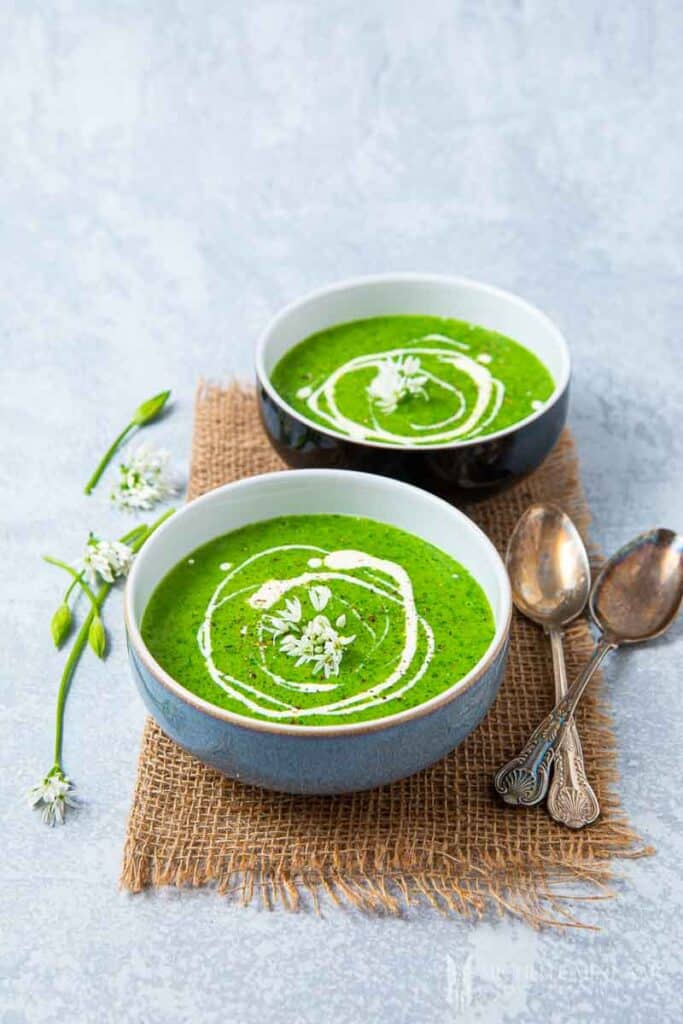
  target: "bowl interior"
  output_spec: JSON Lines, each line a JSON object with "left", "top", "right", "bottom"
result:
{"left": 127, "top": 470, "right": 511, "bottom": 725}
{"left": 258, "top": 274, "right": 569, "bottom": 405}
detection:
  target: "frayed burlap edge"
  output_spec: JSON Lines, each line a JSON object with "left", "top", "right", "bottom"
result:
{"left": 121, "top": 382, "right": 653, "bottom": 928}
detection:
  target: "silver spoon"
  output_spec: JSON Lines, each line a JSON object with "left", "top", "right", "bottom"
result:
{"left": 506, "top": 503, "right": 599, "bottom": 828}
{"left": 495, "top": 527, "right": 683, "bottom": 808}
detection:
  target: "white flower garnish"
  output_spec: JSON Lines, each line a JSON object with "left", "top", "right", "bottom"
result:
{"left": 28, "top": 771, "right": 77, "bottom": 826}
{"left": 263, "top": 596, "right": 303, "bottom": 638}
{"left": 111, "top": 443, "right": 176, "bottom": 512}
{"left": 80, "top": 535, "right": 134, "bottom": 585}
{"left": 279, "top": 630, "right": 315, "bottom": 662}
{"left": 278, "top": 613, "right": 355, "bottom": 679}
{"left": 308, "top": 585, "right": 331, "bottom": 612}
{"left": 366, "top": 355, "right": 429, "bottom": 415}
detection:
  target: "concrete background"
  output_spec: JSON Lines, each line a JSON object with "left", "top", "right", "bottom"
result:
{"left": 1, "top": 2, "right": 681, "bottom": 1021}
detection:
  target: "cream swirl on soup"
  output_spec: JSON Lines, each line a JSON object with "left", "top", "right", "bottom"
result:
{"left": 271, "top": 316, "right": 554, "bottom": 447}
{"left": 141, "top": 515, "right": 495, "bottom": 726}
{"left": 197, "top": 546, "right": 434, "bottom": 720}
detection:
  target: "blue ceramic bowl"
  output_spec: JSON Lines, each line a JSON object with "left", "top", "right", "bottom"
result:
{"left": 256, "top": 274, "right": 570, "bottom": 503}
{"left": 124, "top": 470, "right": 512, "bottom": 794}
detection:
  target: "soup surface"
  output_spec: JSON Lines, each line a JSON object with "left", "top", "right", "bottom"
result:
{"left": 141, "top": 514, "right": 496, "bottom": 726}
{"left": 270, "top": 315, "right": 555, "bottom": 446}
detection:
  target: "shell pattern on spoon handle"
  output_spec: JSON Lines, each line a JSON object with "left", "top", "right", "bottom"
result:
{"left": 546, "top": 629, "right": 600, "bottom": 828}
{"left": 494, "top": 638, "right": 616, "bottom": 807}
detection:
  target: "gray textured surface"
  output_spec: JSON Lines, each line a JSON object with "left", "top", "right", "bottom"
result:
{"left": 1, "top": 2, "right": 682, "bottom": 1022}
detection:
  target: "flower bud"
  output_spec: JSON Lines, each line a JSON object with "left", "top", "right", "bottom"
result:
{"left": 131, "top": 390, "right": 171, "bottom": 427}
{"left": 88, "top": 617, "right": 107, "bottom": 659}
{"left": 51, "top": 604, "right": 72, "bottom": 648}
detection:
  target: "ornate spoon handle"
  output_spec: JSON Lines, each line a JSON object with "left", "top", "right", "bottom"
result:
{"left": 546, "top": 629, "right": 600, "bottom": 828}
{"left": 494, "top": 638, "right": 616, "bottom": 807}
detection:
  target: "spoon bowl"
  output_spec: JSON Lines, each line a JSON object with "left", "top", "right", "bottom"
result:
{"left": 591, "top": 528, "right": 683, "bottom": 644}
{"left": 506, "top": 503, "right": 591, "bottom": 629}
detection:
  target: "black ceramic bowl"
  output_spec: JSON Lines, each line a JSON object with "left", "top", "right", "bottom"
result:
{"left": 256, "top": 274, "right": 570, "bottom": 503}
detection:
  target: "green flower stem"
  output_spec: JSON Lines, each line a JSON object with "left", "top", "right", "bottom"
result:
{"left": 52, "top": 584, "right": 110, "bottom": 770}
{"left": 135, "top": 508, "right": 175, "bottom": 542}
{"left": 50, "top": 508, "right": 175, "bottom": 773}
{"left": 83, "top": 390, "right": 171, "bottom": 495}
{"left": 64, "top": 575, "right": 82, "bottom": 602}
{"left": 43, "top": 557, "right": 102, "bottom": 616}
{"left": 83, "top": 423, "right": 135, "bottom": 495}
{"left": 122, "top": 523, "right": 151, "bottom": 545}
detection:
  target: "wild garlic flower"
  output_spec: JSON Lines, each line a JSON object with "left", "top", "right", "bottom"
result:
{"left": 111, "top": 444, "right": 176, "bottom": 512}
{"left": 308, "top": 585, "right": 332, "bottom": 612}
{"left": 263, "top": 586, "right": 355, "bottom": 678}
{"left": 264, "top": 597, "right": 303, "bottom": 638}
{"left": 279, "top": 613, "right": 355, "bottom": 679}
{"left": 367, "top": 355, "right": 429, "bottom": 415}
{"left": 29, "top": 770, "right": 77, "bottom": 826}
{"left": 80, "top": 535, "right": 133, "bottom": 585}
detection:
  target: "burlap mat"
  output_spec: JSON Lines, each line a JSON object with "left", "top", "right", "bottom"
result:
{"left": 121, "top": 384, "right": 652, "bottom": 926}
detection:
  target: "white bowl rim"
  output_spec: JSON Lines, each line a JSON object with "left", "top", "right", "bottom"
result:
{"left": 124, "top": 468, "right": 512, "bottom": 737}
{"left": 255, "top": 272, "right": 571, "bottom": 451}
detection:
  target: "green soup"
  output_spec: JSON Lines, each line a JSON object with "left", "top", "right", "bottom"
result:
{"left": 270, "top": 315, "right": 554, "bottom": 446}
{"left": 141, "top": 514, "right": 495, "bottom": 726}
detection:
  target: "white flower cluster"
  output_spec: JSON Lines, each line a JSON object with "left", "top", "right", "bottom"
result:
{"left": 111, "top": 443, "right": 175, "bottom": 512}
{"left": 28, "top": 771, "right": 77, "bottom": 826}
{"left": 366, "top": 355, "right": 429, "bottom": 415}
{"left": 80, "top": 535, "right": 134, "bottom": 585}
{"left": 263, "top": 585, "right": 355, "bottom": 679}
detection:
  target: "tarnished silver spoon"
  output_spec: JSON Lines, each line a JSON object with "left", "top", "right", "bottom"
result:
{"left": 506, "top": 503, "right": 599, "bottom": 828}
{"left": 495, "top": 527, "right": 683, "bottom": 808}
